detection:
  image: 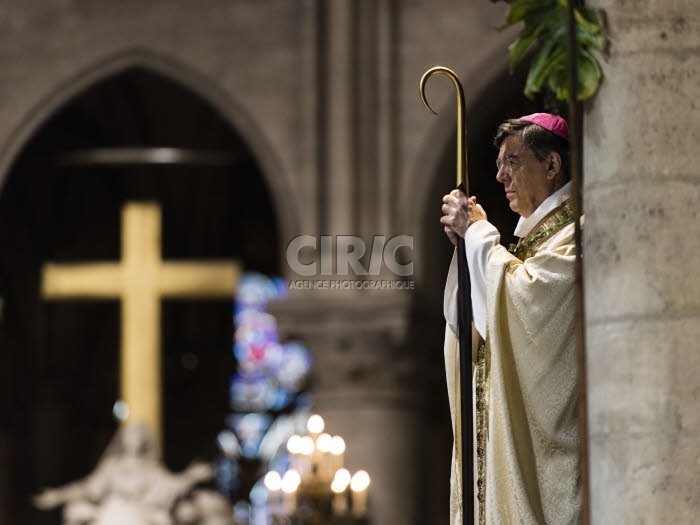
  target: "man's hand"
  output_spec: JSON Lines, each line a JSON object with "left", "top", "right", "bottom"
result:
{"left": 440, "top": 190, "right": 487, "bottom": 245}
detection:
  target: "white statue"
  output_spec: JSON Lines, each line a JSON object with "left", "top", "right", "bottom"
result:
{"left": 34, "top": 423, "right": 233, "bottom": 525}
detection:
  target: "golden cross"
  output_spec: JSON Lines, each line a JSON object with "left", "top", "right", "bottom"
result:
{"left": 41, "top": 202, "right": 241, "bottom": 450}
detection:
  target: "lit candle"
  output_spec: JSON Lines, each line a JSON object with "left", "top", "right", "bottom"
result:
{"left": 264, "top": 470, "right": 282, "bottom": 513}
{"left": 306, "top": 414, "right": 325, "bottom": 437}
{"left": 286, "top": 434, "right": 302, "bottom": 473}
{"left": 306, "top": 416, "right": 323, "bottom": 478}
{"left": 350, "top": 470, "right": 370, "bottom": 517}
{"left": 315, "top": 433, "right": 332, "bottom": 481}
{"left": 281, "top": 469, "right": 301, "bottom": 513}
{"left": 329, "top": 435, "right": 345, "bottom": 474}
{"left": 299, "top": 435, "right": 315, "bottom": 478}
{"left": 331, "top": 477, "right": 348, "bottom": 516}
{"left": 264, "top": 470, "right": 282, "bottom": 491}
{"left": 334, "top": 468, "right": 351, "bottom": 487}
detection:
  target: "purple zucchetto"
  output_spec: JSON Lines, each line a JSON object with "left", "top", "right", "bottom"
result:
{"left": 518, "top": 113, "right": 569, "bottom": 141}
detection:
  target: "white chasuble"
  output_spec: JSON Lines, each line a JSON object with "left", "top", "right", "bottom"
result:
{"left": 443, "top": 198, "right": 581, "bottom": 525}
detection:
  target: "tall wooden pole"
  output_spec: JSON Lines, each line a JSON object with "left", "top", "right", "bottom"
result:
{"left": 564, "top": 3, "right": 591, "bottom": 524}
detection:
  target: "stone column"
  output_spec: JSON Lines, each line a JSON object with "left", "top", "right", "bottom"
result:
{"left": 274, "top": 2, "right": 423, "bottom": 524}
{"left": 325, "top": 0, "right": 355, "bottom": 236}
{"left": 270, "top": 292, "right": 422, "bottom": 525}
{"left": 584, "top": 1, "right": 700, "bottom": 522}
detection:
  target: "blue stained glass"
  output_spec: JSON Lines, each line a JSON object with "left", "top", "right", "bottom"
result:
{"left": 293, "top": 392, "right": 314, "bottom": 410}
{"left": 232, "top": 341, "right": 250, "bottom": 363}
{"left": 235, "top": 273, "right": 285, "bottom": 311}
{"left": 249, "top": 479, "right": 268, "bottom": 506}
{"left": 267, "top": 448, "right": 291, "bottom": 474}
{"left": 232, "top": 501, "right": 251, "bottom": 523}
{"left": 215, "top": 457, "right": 241, "bottom": 494}
{"left": 227, "top": 413, "right": 272, "bottom": 459}
{"left": 217, "top": 430, "right": 241, "bottom": 457}
{"left": 230, "top": 373, "right": 275, "bottom": 412}
{"left": 275, "top": 342, "right": 312, "bottom": 391}
{"left": 270, "top": 276, "right": 287, "bottom": 299}
{"left": 265, "top": 389, "right": 295, "bottom": 411}
{"left": 235, "top": 331, "right": 278, "bottom": 358}
{"left": 234, "top": 310, "right": 278, "bottom": 337}
{"left": 217, "top": 271, "right": 314, "bottom": 509}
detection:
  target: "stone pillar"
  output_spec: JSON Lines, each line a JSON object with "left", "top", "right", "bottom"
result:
{"left": 274, "top": 2, "right": 423, "bottom": 524}
{"left": 325, "top": 0, "right": 355, "bottom": 236}
{"left": 270, "top": 292, "right": 422, "bottom": 525}
{"left": 584, "top": 1, "right": 700, "bottom": 522}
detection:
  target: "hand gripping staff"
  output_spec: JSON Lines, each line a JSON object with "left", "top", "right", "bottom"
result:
{"left": 420, "top": 66, "right": 474, "bottom": 525}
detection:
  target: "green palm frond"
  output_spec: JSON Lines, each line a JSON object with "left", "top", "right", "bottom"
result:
{"left": 498, "top": 0, "right": 607, "bottom": 103}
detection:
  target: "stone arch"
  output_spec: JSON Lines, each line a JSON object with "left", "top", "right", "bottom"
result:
{"left": 0, "top": 46, "right": 300, "bottom": 251}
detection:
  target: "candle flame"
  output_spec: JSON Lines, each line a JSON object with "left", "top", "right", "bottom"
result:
{"left": 350, "top": 470, "right": 370, "bottom": 492}
{"left": 264, "top": 471, "right": 282, "bottom": 491}
{"left": 307, "top": 414, "right": 325, "bottom": 434}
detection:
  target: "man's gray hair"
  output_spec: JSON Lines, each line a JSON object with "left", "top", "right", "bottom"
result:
{"left": 494, "top": 119, "right": 571, "bottom": 182}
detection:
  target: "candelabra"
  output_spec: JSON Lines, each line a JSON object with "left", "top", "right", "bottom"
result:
{"left": 262, "top": 415, "right": 370, "bottom": 525}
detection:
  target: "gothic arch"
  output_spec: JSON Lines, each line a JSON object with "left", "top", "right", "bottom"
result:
{"left": 0, "top": 47, "right": 300, "bottom": 249}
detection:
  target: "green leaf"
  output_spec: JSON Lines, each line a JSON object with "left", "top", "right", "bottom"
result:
{"left": 500, "top": 0, "right": 556, "bottom": 28}
{"left": 576, "top": 29, "right": 605, "bottom": 51}
{"left": 499, "top": 0, "right": 607, "bottom": 103}
{"left": 547, "top": 60, "right": 569, "bottom": 100}
{"left": 574, "top": 9, "right": 602, "bottom": 36}
{"left": 577, "top": 6, "right": 605, "bottom": 33}
{"left": 577, "top": 25, "right": 606, "bottom": 51}
{"left": 547, "top": 49, "right": 602, "bottom": 101}
{"left": 576, "top": 7, "right": 606, "bottom": 50}
{"left": 507, "top": 23, "right": 543, "bottom": 68}
{"left": 537, "top": 46, "right": 568, "bottom": 99}
{"left": 577, "top": 48, "right": 602, "bottom": 100}
{"left": 524, "top": 29, "right": 565, "bottom": 98}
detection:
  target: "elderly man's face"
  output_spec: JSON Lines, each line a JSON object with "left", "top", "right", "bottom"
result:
{"left": 495, "top": 135, "right": 555, "bottom": 218}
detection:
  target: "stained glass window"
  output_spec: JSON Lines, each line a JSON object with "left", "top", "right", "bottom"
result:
{"left": 215, "top": 272, "right": 312, "bottom": 502}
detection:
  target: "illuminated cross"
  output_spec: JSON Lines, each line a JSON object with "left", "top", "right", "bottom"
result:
{"left": 41, "top": 202, "right": 241, "bottom": 450}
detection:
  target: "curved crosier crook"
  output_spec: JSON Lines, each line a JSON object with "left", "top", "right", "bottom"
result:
{"left": 419, "top": 66, "right": 468, "bottom": 193}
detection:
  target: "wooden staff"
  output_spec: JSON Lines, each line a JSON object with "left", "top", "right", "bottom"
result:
{"left": 420, "top": 66, "right": 474, "bottom": 525}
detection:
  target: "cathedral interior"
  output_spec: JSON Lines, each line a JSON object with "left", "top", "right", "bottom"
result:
{"left": 10, "top": 1, "right": 683, "bottom": 524}
{"left": 2, "top": 0, "right": 696, "bottom": 523}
